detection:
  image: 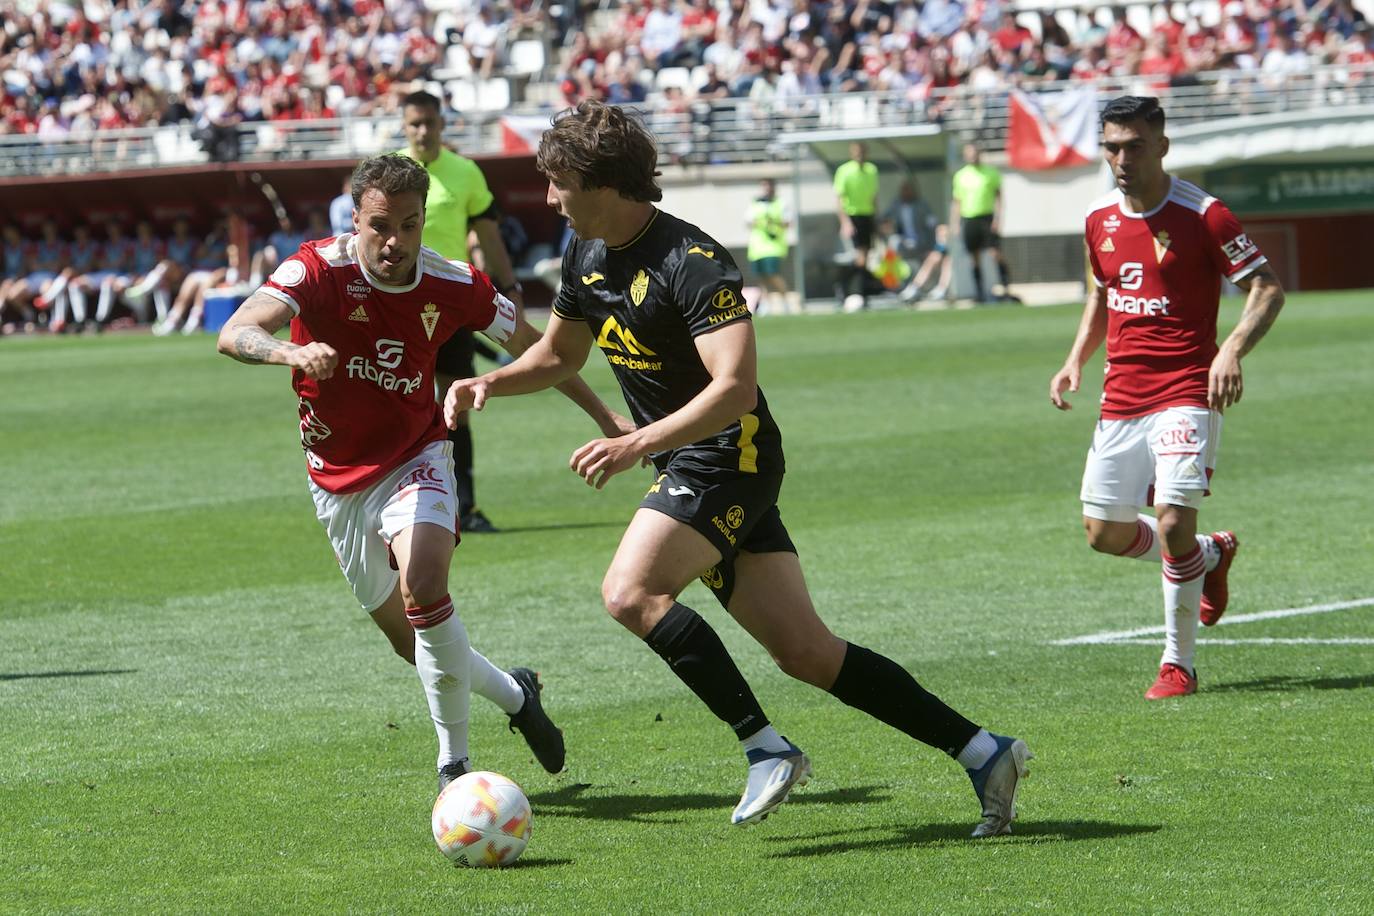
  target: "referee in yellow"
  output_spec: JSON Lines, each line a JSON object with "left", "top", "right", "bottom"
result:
{"left": 950, "top": 142, "right": 1014, "bottom": 304}
{"left": 398, "top": 90, "right": 526, "bottom": 533}
{"left": 833, "top": 141, "right": 879, "bottom": 312}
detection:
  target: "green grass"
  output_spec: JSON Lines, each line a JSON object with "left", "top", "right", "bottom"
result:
{"left": 3, "top": 292, "right": 1372, "bottom": 914}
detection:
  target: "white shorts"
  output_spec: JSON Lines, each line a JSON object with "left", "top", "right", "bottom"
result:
{"left": 1080, "top": 406, "right": 1222, "bottom": 522}
{"left": 309, "top": 439, "right": 459, "bottom": 612}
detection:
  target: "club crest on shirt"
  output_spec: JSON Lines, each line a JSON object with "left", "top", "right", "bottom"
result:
{"left": 420, "top": 302, "right": 440, "bottom": 340}
{"left": 630, "top": 269, "right": 649, "bottom": 306}
{"left": 1099, "top": 237, "right": 1115, "bottom": 253}
{"left": 1153, "top": 231, "right": 1171, "bottom": 263}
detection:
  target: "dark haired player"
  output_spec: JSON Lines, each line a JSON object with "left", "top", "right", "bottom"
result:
{"left": 1050, "top": 96, "right": 1285, "bottom": 699}
{"left": 446, "top": 101, "right": 1033, "bottom": 835}
{"left": 218, "top": 154, "right": 626, "bottom": 790}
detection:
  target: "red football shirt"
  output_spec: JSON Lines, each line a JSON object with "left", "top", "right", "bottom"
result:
{"left": 1085, "top": 177, "right": 1267, "bottom": 420}
{"left": 260, "top": 235, "right": 517, "bottom": 493}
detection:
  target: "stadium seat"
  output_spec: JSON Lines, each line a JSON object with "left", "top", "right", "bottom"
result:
{"left": 477, "top": 78, "right": 511, "bottom": 111}
{"left": 449, "top": 79, "right": 478, "bottom": 111}
{"left": 655, "top": 67, "right": 693, "bottom": 92}
{"left": 435, "top": 43, "right": 473, "bottom": 81}
{"left": 507, "top": 39, "right": 546, "bottom": 77}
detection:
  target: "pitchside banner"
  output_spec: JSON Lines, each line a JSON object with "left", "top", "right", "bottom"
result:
{"left": 1202, "top": 162, "right": 1374, "bottom": 215}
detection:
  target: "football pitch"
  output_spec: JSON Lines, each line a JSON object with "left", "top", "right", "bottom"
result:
{"left": 3, "top": 291, "right": 1371, "bottom": 913}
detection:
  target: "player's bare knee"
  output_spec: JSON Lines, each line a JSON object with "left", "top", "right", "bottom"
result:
{"left": 1083, "top": 517, "right": 1120, "bottom": 553}
{"left": 399, "top": 569, "right": 448, "bottom": 610}
{"left": 601, "top": 578, "right": 664, "bottom": 633}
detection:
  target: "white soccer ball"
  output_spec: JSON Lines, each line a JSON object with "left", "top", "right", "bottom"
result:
{"left": 842, "top": 294, "right": 866, "bottom": 313}
{"left": 431, "top": 770, "right": 532, "bottom": 868}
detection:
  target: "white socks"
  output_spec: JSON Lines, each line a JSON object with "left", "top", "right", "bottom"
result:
{"left": 1161, "top": 546, "right": 1206, "bottom": 671}
{"left": 741, "top": 724, "right": 790, "bottom": 756}
{"left": 956, "top": 728, "right": 998, "bottom": 770}
{"left": 1122, "top": 515, "right": 1222, "bottom": 571}
{"left": 408, "top": 596, "right": 471, "bottom": 769}
{"left": 468, "top": 648, "right": 524, "bottom": 714}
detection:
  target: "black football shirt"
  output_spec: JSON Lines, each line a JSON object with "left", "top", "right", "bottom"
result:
{"left": 553, "top": 209, "right": 784, "bottom": 475}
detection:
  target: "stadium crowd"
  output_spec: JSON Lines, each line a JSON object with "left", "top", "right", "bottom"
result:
{"left": 2, "top": 0, "right": 1371, "bottom": 334}
{"left": 2, "top": 0, "right": 1370, "bottom": 142}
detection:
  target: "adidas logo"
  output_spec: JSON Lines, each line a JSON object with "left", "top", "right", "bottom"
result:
{"left": 432, "top": 500, "right": 448, "bottom": 513}
{"left": 348, "top": 305, "right": 369, "bottom": 322}
{"left": 1099, "top": 238, "right": 1115, "bottom": 253}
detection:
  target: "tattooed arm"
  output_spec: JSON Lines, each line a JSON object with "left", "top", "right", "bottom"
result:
{"left": 216, "top": 291, "right": 338, "bottom": 379}
{"left": 1209, "top": 265, "right": 1286, "bottom": 410}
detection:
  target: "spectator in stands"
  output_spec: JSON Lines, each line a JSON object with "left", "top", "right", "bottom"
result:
{"left": 464, "top": 3, "right": 507, "bottom": 79}
{"left": 1107, "top": 7, "right": 1147, "bottom": 67}
{"left": 606, "top": 64, "right": 649, "bottom": 104}
{"left": 641, "top": 0, "right": 685, "bottom": 69}
{"left": 1262, "top": 28, "right": 1313, "bottom": 86}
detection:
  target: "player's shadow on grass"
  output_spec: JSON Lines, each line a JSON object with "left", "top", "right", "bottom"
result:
{"left": 765, "top": 819, "right": 1163, "bottom": 857}
{"left": 528, "top": 782, "right": 887, "bottom": 824}
{"left": 494, "top": 521, "right": 625, "bottom": 535}
{"left": 0, "top": 668, "right": 137, "bottom": 682}
{"left": 1209, "top": 673, "right": 1374, "bottom": 692}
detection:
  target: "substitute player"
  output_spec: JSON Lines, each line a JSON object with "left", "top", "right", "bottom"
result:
{"left": 445, "top": 101, "right": 1032, "bottom": 836}
{"left": 1050, "top": 96, "right": 1285, "bottom": 699}
{"left": 217, "top": 154, "right": 628, "bottom": 790}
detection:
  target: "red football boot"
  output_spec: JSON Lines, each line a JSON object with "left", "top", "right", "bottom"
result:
{"left": 1200, "top": 531, "right": 1238, "bottom": 626}
{"left": 1145, "top": 663, "right": 1197, "bottom": 700}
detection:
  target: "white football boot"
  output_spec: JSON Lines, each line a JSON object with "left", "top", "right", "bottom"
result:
{"left": 731, "top": 739, "right": 811, "bottom": 826}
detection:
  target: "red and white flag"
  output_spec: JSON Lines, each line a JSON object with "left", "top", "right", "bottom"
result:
{"left": 500, "top": 115, "right": 549, "bottom": 154}
{"left": 1007, "top": 88, "right": 1098, "bottom": 170}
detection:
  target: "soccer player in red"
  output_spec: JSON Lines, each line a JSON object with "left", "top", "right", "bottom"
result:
{"left": 1050, "top": 96, "right": 1286, "bottom": 699}
{"left": 217, "top": 154, "right": 628, "bottom": 789}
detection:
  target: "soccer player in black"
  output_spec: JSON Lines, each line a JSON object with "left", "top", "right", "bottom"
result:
{"left": 444, "top": 101, "right": 1033, "bottom": 835}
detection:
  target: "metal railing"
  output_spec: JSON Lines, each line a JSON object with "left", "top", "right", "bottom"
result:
{"left": 2, "top": 64, "right": 1370, "bottom": 179}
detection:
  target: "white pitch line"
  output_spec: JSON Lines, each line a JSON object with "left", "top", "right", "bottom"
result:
{"left": 1084, "top": 637, "right": 1374, "bottom": 646}
{"left": 1052, "top": 597, "right": 1374, "bottom": 646}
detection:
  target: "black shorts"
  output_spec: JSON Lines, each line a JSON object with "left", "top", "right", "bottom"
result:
{"left": 639, "top": 463, "right": 796, "bottom": 607}
{"left": 961, "top": 215, "right": 999, "bottom": 254}
{"left": 850, "top": 214, "right": 876, "bottom": 250}
{"left": 435, "top": 329, "right": 476, "bottom": 378}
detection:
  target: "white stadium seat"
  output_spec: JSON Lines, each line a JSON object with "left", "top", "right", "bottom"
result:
{"left": 477, "top": 77, "right": 510, "bottom": 111}
{"left": 655, "top": 67, "right": 692, "bottom": 92}
{"left": 507, "top": 39, "right": 546, "bottom": 76}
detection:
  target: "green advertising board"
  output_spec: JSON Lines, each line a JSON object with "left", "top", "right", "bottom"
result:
{"left": 1202, "top": 162, "right": 1374, "bottom": 215}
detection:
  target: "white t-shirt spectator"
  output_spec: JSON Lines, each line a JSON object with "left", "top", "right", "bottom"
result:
{"left": 463, "top": 13, "right": 503, "bottom": 61}
{"left": 641, "top": 6, "right": 684, "bottom": 59}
